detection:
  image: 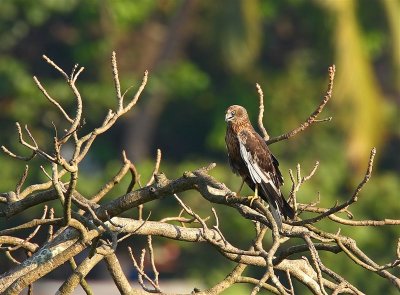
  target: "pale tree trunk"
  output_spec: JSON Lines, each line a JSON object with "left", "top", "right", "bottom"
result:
{"left": 319, "top": 0, "right": 389, "bottom": 174}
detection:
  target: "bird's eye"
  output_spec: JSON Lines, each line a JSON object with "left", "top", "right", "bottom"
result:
{"left": 231, "top": 110, "right": 236, "bottom": 115}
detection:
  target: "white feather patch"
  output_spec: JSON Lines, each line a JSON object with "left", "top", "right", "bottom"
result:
{"left": 239, "top": 140, "right": 280, "bottom": 195}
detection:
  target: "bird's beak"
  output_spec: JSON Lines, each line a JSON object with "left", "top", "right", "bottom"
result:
{"left": 225, "top": 113, "right": 234, "bottom": 122}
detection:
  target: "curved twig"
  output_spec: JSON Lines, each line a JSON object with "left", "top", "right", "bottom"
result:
{"left": 267, "top": 65, "right": 335, "bottom": 145}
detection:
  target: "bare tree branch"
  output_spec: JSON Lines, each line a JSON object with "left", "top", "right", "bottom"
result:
{"left": 290, "top": 147, "right": 376, "bottom": 226}
{"left": 267, "top": 65, "right": 335, "bottom": 144}
{"left": 256, "top": 83, "right": 270, "bottom": 140}
{"left": 33, "top": 76, "right": 73, "bottom": 123}
{"left": 1, "top": 57, "right": 398, "bottom": 295}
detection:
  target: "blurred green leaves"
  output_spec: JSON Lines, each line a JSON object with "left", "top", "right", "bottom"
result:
{"left": 150, "top": 61, "right": 210, "bottom": 98}
{"left": 107, "top": 0, "right": 156, "bottom": 27}
{"left": 0, "top": 0, "right": 398, "bottom": 291}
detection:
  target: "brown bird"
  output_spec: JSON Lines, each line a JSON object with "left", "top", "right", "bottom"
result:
{"left": 225, "top": 105, "right": 295, "bottom": 229}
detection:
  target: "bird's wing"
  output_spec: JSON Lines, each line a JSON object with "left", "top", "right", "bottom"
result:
{"left": 271, "top": 153, "right": 284, "bottom": 186}
{"left": 238, "top": 130, "right": 283, "bottom": 228}
{"left": 225, "top": 126, "right": 242, "bottom": 176}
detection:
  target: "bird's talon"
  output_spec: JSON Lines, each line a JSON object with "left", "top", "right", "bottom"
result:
{"left": 247, "top": 195, "right": 259, "bottom": 207}
{"left": 225, "top": 192, "right": 236, "bottom": 202}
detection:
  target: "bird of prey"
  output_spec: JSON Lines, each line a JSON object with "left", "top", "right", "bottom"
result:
{"left": 225, "top": 105, "right": 295, "bottom": 229}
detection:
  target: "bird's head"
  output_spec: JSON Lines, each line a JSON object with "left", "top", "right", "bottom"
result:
{"left": 225, "top": 105, "right": 249, "bottom": 124}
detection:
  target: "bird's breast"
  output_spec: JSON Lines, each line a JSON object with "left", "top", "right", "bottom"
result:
{"left": 225, "top": 127, "right": 248, "bottom": 177}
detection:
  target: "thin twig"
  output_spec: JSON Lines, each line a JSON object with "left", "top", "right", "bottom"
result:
{"left": 111, "top": 52, "right": 123, "bottom": 111}
{"left": 291, "top": 148, "right": 376, "bottom": 226}
{"left": 267, "top": 65, "right": 335, "bottom": 144}
{"left": 91, "top": 151, "right": 133, "bottom": 203}
{"left": 8, "top": 206, "right": 48, "bottom": 252}
{"left": 147, "top": 236, "right": 160, "bottom": 287}
{"left": 47, "top": 207, "right": 55, "bottom": 241}
{"left": 1, "top": 145, "right": 36, "bottom": 161}
{"left": 40, "top": 165, "right": 52, "bottom": 181}
{"left": 286, "top": 270, "right": 295, "bottom": 295}
{"left": 15, "top": 165, "right": 29, "bottom": 196}
{"left": 256, "top": 83, "right": 269, "bottom": 140}
{"left": 146, "top": 149, "right": 162, "bottom": 186}
{"left": 304, "top": 235, "right": 328, "bottom": 295}
{"left": 42, "top": 55, "right": 69, "bottom": 80}
{"left": 127, "top": 246, "right": 161, "bottom": 292}
{"left": 33, "top": 76, "right": 73, "bottom": 123}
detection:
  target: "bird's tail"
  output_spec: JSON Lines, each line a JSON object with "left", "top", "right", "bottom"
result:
{"left": 282, "top": 198, "right": 295, "bottom": 220}
{"left": 269, "top": 202, "right": 283, "bottom": 230}
{"left": 270, "top": 199, "right": 294, "bottom": 230}
{"left": 260, "top": 184, "right": 295, "bottom": 229}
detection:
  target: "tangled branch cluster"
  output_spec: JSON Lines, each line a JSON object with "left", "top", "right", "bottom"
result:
{"left": 0, "top": 53, "right": 399, "bottom": 295}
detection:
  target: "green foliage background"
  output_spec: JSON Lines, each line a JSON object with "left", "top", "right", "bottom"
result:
{"left": 0, "top": 0, "right": 399, "bottom": 293}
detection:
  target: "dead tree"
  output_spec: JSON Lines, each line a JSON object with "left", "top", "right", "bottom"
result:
{"left": 0, "top": 53, "right": 399, "bottom": 295}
